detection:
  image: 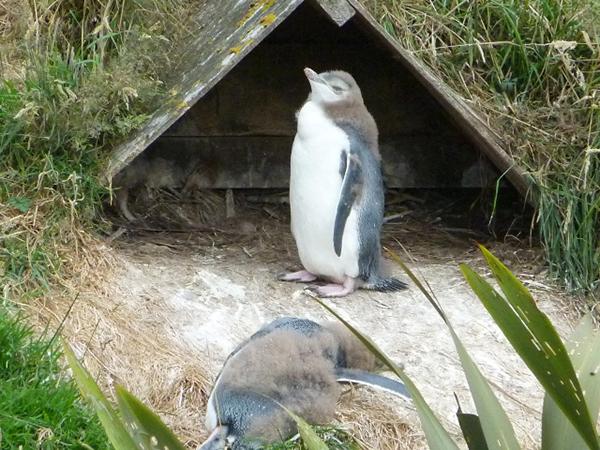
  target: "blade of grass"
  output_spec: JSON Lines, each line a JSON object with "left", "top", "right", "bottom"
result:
{"left": 313, "top": 296, "right": 460, "bottom": 450}
{"left": 457, "top": 411, "right": 489, "bottom": 450}
{"left": 62, "top": 341, "right": 138, "bottom": 450}
{"left": 468, "top": 245, "right": 599, "bottom": 450}
{"left": 388, "top": 249, "right": 521, "bottom": 450}
{"left": 450, "top": 328, "right": 521, "bottom": 450}
{"left": 285, "top": 410, "right": 329, "bottom": 450}
{"left": 455, "top": 390, "right": 488, "bottom": 450}
{"left": 541, "top": 314, "right": 600, "bottom": 450}
{"left": 115, "top": 385, "right": 187, "bottom": 450}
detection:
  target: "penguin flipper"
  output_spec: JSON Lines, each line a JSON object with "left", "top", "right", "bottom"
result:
{"left": 334, "top": 153, "right": 363, "bottom": 257}
{"left": 335, "top": 368, "right": 410, "bottom": 399}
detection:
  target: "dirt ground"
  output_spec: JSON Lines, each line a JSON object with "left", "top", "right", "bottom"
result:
{"left": 31, "top": 192, "right": 579, "bottom": 449}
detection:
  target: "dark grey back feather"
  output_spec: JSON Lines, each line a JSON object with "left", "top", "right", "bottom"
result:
{"left": 335, "top": 123, "right": 385, "bottom": 282}
{"left": 333, "top": 152, "right": 362, "bottom": 257}
{"left": 211, "top": 389, "right": 290, "bottom": 449}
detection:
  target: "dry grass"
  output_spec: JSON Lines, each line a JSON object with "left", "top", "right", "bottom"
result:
{"left": 25, "top": 261, "right": 211, "bottom": 447}
{"left": 0, "top": 0, "right": 205, "bottom": 304}
{"left": 1, "top": 201, "right": 114, "bottom": 302}
{"left": 114, "top": 188, "right": 227, "bottom": 229}
{"left": 337, "top": 389, "right": 428, "bottom": 450}
{"left": 363, "top": 0, "right": 600, "bottom": 294}
{"left": 22, "top": 226, "right": 427, "bottom": 449}
{"left": 0, "top": 0, "right": 29, "bottom": 78}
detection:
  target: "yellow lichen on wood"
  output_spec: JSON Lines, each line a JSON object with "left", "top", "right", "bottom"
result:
{"left": 260, "top": 13, "right": 277, "bottom": 26}
{"left": 237, "top": 0, "right": 276, "bottom": 28}
{"left": 229, "top": 39, "right": 254, "bottom": 55}
{"left": 176, "top": 100, "right": 189, "bottom": 110}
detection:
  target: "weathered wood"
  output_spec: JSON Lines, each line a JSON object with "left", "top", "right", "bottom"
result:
{"left": 311, "top": 0, "right": 355, "bottom": 26}
{"left": 107, "top": 0, "right": 304, "bottom": 180}
{"left": 346, "top": 0, "right": 534, "bottom": 203}
{"left": 139, "top": 135, "right": 496, "bottom": 189}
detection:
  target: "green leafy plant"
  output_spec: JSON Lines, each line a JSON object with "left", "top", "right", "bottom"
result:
{"left": 375, "top": 246, "right": 599, "bottom": 449}
{"left": 309, "top": 246, "right": 600, "bottom": 449}
{"left": 64, "top": 341, "right": 185, "bottom": 450}
{"left": 460, "top": 246, "right": 598, "bottom": 449}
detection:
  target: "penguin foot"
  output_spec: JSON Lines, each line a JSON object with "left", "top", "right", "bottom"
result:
{"left": 307, "top": 277, "right": 356, "bottom": 297}
{"left": 277, "top": 270, "right": 317, "bottom": 283}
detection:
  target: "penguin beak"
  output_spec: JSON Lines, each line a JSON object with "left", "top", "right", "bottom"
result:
{"left": 304, "top": 67, "right": 324, "bottom": 84}
{"left": 304, "top": 67, "right": 337, "bottom": 102}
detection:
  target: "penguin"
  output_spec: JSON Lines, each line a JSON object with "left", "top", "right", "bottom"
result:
{"left": 199, "top": 317, "right": 410, "bottom": 450}
{"left": 279, "top": 68, "right": 407, "bottom": 297}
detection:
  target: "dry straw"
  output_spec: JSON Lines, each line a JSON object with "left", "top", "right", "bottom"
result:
{"left": 365, "top": 0, "right": 599, "bottom": 294}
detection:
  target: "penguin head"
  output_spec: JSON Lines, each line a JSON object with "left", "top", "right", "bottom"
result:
{"left": 303, "top": 68, "right": 363, "bottom": 105}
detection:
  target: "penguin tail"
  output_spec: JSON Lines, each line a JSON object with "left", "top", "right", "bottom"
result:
{"left": 362, "top": 276, "right": 408, "bottom": 292}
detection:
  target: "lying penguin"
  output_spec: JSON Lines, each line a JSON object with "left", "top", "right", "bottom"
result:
{"left": 199, "top": 317, "right": 410, "bottom": 449}
{"left": 279, "top": 68, "right": 407, "bottom": 297}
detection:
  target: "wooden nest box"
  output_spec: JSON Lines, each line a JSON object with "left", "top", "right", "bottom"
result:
{"left": 108, "top": 0, "right": 531, "bottom": 197}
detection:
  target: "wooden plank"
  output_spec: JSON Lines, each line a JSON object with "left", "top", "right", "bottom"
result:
{"left": 161, "top": 7, "right": 472, "bottom": 143}
{"left": 133, "top": 136, "right": 496, "bottom": 189}
{"left": 346, "top": 0, "right": 535, "bottom": 203}
{"left": 312, "top": 0, "right": 355, "bottom": 26}
{"left": 106, "top": 0, "right": 304, "bottom": 180}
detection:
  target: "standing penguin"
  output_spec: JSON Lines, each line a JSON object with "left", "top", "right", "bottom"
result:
{"left": 279, "top": 68, "right": 407, "bottom": 297}
{"left": 199, "top": 317, "right": 410, "bottom": 449}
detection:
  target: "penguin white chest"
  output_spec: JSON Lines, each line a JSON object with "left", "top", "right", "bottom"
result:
{"left": 290, "top": 101, "right": 360, "bottom": 282}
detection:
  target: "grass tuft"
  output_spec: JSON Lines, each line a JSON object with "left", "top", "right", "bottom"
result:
{"left": 0, "top": 308, "right": 110, "bottom": 448}
{"left": 0, "top": 0, "right": 200, "bottom": 301}
{"left": 265, "top": 426, "right": 360, "bottom": 450}
{"left": 366, "top": 0, "right": 600, "bottom": 293}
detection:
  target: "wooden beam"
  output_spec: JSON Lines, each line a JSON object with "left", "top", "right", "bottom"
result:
{"left": 106, "top": 0, "right": 304, "bottom": 181}
{"left": 346, "top": 0, "right": 535, "bottom": 204}
{"left": 312, "top": 0, "right": 355, "bottom": 26}
{"left": 130, "top": 135, "right": 497, "bottom": 189}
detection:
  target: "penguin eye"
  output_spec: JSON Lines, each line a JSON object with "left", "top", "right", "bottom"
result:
{"left": 331, "top": 85, "right": 344, "bottom": 93}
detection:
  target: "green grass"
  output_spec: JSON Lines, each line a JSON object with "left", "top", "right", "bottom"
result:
{"left": 264, "top": 426, "right": 360, "bottom": 449}
{"left": 367, "top": 0, "right": 600, "bottom": 293}
{"left": 0, "top": 0, "right": 197, "bottom": 301}
{"left": 0, "top": 2, "right": 198, "bottom": 447}
{"left": 0, "top": 308, "right": 110, "bottom": 449}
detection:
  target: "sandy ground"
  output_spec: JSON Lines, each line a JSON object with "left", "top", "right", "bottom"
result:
{"left": 31, "top": 198, "right": 578, "bottom": 449}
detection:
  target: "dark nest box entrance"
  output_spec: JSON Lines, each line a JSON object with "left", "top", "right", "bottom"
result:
{"left": 108, "top": 0, "right": 531, "bottom": 222}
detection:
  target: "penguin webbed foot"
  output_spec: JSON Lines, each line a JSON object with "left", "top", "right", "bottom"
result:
{"left": 277, "top": 270, "right": 317, "bottom": 283}
{"left": 305, "top": 277, "right": 356, "bottom": 298}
